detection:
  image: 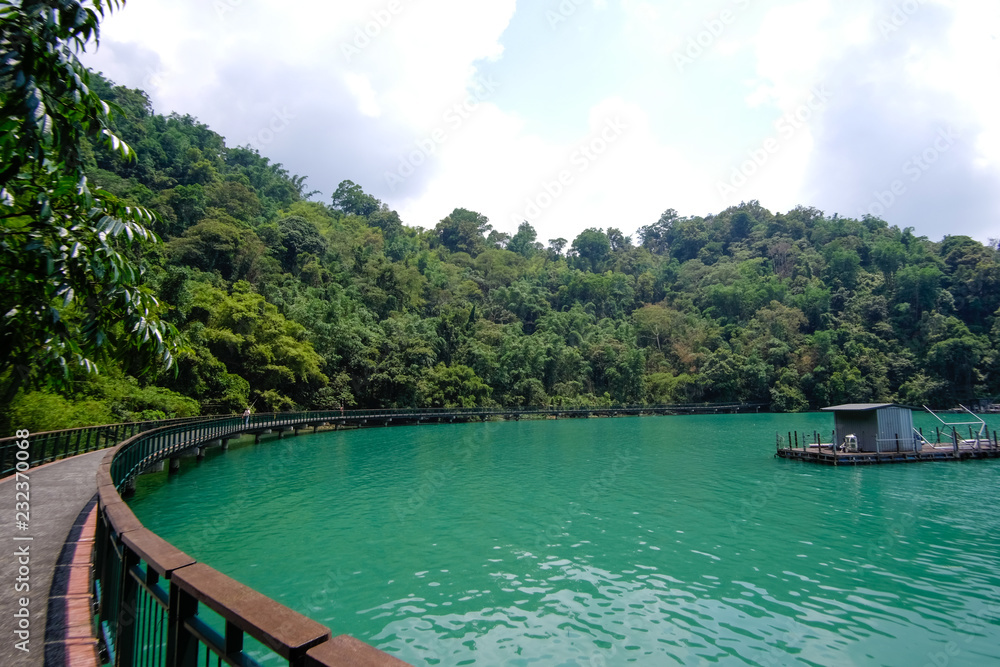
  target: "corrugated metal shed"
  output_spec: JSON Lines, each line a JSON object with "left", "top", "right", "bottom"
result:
{"left": 822, "top": 404, "right": 917, "bottom": 452}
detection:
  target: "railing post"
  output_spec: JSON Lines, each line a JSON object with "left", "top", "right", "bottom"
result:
{"left": 95, "top": 512, "right": 117, "bottom": 635}
{"left": 116, "top": 547, "right": 140, "bottom": 666}
{"left": 225, "top": 620, "right": 244, "bottom": 657}
{"left": 167, "top": 582, "right": 199, "bottom": 667}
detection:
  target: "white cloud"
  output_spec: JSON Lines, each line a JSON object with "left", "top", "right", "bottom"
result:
{"left": 344, "top": 73, "right": 382, "bottom": 118}
{"left": 80, "top": 0, "right": 1000, "bottom": 242}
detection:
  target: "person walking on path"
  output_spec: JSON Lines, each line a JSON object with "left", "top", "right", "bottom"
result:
{"left": 243, "top": 406, "right": 251, "bottom": 426}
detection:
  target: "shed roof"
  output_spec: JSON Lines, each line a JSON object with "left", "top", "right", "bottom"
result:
{"left": 822, "top": 403, "right": 901, "bottom": 412}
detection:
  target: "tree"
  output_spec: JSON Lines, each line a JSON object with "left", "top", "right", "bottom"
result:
{"left": 507, "top": 221, "right": 541, "bottom": 258}
{"left": 638, "top": 208, "right": 678, "bottom": 255}
{"left": 331, "top": 179, "right": 379, "bottom": 217}
{"left": 729, "top": 210, "right": 753, "bottom": 240}
{"left": 188, "top": 281, "right": 327, "bottom": 407}
{"left": 435, "top": 208, "right": 492, "bottom": 256}
{"left": 632, "top": 304, "right": 675, "bottom": 352}
{"left": 166, "top": 218, "right": 265, "bottom": 280}
{"left": 276, "top": 215, "right": 326, "bottom": 272}
{"left": 571, "top": 228, "right": 611, "bottom": 272}
{"left": 1, "top": 0, "right": 180, "bottom": 398}
{"left": 416, "top": 363, "right": 491, "bottom": 408}
{"left": 896, "top": 265, "right": 942, "bottom": 319}
{"left": 606, "top": 227, "right": 632, "bottom": 252}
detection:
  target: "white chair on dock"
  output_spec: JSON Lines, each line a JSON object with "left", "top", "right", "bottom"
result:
{"left": 838, "top": 434, "right": 858, "bottom": 453}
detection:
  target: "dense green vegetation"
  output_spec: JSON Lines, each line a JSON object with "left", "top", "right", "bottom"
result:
{"left": 1, "top": 1, "right": 180, "bottom": 431}
{"left": 4, "top": 66, "right": 999, "bottom": 431}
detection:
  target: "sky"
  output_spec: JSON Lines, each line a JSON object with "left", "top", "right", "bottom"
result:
{"left": 81, "top": 0, "right": 1000, "bottom": 245}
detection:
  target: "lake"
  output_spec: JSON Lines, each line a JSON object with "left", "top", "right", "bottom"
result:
{"left": 129, "top": 412, "right": 1000, "bottom": 666}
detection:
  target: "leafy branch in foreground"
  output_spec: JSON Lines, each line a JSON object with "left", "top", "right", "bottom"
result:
{"left": 0, "top": 1, "right": 181, "bottom": 396}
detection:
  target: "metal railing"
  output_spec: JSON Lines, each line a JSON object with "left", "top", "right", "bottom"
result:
{"left": 0, "top": 414, "right": 231, "bottom": 479}
{"left": 96, "top": 415, "right": 412, "bottom": 666}
{"left": 2, "top": 402, "right": 766, "bottom": 481}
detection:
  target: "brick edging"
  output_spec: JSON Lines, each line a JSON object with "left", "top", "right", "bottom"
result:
{"left": 44, "top": 502, "right": 100, "bottom": 666}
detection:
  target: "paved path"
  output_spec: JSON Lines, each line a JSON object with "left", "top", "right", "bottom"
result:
{"left": 0, "top": 450, "right": 105, "bottom": 666}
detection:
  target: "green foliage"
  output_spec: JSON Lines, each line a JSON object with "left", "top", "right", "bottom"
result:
{"left": 417, "top": 363, "right": 491, "bottom": 408}
{"left": 7, "top": 390, "right": 114, "bottom": 433}
{"left": 435, "top": 208, "right": 492, "bottom": 256}
{"left": 571, "top": 228, "right": 611, "bottom": 272}
{"left": 0, "top": 0, "right": 181, "bottom": 402}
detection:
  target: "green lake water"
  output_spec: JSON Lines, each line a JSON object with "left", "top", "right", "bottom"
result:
{"left": 128, "top": 413, "right": 1000, "bottom": 666}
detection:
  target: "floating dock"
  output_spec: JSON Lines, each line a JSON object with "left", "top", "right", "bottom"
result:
{"left": 777, "top": 440, "right": 1000, "bottom": 465}
{"left": 777, "top": 403, "right": 999, "bottom": 465}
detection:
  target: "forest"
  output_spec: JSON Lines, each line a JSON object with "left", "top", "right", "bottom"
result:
{"left": 3, "top": 51, "right": 999, "bottom": 432}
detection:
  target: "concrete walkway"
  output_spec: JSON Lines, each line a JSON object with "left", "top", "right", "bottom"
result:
{"left": 0, "top": 450, "right": 106, "bottom": 666}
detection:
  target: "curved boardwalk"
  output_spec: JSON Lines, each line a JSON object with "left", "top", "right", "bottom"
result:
{"left": 0, "top": 451, "right": 104, "bottom": 667}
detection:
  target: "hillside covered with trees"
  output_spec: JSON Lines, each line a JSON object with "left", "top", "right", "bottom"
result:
{"left": 4, "top": 70, "right": 1000, "bottom": 432}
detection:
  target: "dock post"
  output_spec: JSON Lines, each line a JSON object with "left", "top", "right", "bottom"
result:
{"left": 788, "top": 432, "right": 792, "bottom": 450}
{"left": 794, "top": 432, "right": 798, "bottom": 448}
{"left": 937, "top": 427, "right": 941, "bottom": 443}
{"left": 895, "top": 434, "right": 900, "bottom": 453}
{"left": 952, "top": 428, "right": 958, "bottom": 456}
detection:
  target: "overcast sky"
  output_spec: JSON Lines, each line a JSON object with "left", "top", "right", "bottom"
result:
{"left": 82, "top": 0, "right": 1000, "bottom": 245}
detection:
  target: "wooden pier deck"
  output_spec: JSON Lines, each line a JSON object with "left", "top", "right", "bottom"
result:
{"left": 777, "top": 442, "right": 1000, "bottom": 465}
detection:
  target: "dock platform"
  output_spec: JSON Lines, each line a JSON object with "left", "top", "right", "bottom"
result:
{"left": 777, "top": 442, "right": 1000, "bottom": 465}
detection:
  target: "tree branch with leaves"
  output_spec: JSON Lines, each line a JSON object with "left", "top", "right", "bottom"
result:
{"left": 0, "top": 0, "right": 181, "bottom": 398}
